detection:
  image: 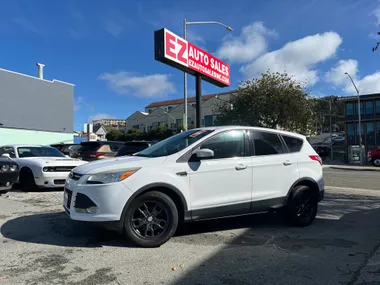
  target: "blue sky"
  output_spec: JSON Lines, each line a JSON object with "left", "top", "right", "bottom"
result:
{"left": 1, "top": 0, "right": 380, "bottom": 131}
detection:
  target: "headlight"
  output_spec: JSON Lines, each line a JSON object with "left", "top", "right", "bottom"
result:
{"left": 9, "top": 164, "right": 18, "bottom": 172}
{"left": 1, "top": 165, "right": 9, "bottom": 172}
{"left": 43, "top": 167, "right": 54, "bottom": 172}
{"left": 85, "top": 168, "right": 140, "bottom": 185}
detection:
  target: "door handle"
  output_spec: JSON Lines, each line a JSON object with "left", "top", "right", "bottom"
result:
{"left": 283, "top": 160, "right": 292, "bottom": 166}
{"left": 235, "top": 164, "right": 247, "bottom": 170}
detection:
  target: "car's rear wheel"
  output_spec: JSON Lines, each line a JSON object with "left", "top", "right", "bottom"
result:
{"left": 285, "top": 185, "right": 318, "bottom": 227}
{"left": 19, "top": 168, "right": 37, "bottom": 192}
{"left": 123, "top": 191, "right": 178, "bottom": 247}
{"left": 372, "top": 156, "right": 380, "bottom": 167}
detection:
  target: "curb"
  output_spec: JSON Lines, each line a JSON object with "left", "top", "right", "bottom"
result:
{"left": 325, "top": 165, "right": 380, "bottom": 172}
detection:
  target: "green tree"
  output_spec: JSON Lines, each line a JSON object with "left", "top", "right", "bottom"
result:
{"left": 106, "top": 129, "right": 125, "bottom": 141}
{"left": 214, "top": 71, "right": 315, "bottom": 135}
{"left": 125, "top": 128, "right": 144, "bottom": 141}
{"left": 148, "top": 125, "right": 172, "bottom": 140}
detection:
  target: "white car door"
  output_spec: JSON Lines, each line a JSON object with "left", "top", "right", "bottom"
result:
{"left": 188, "top": 129, "right": 252, "bottom": 220}
{"left": 249, "top": 130, "right": 299, "bottom": 206}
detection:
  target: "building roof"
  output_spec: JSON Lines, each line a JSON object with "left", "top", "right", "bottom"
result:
{"left": 337, "top": 93, "right": 380, "bottom": 102}
{"left": 145, "top": 90, "right": 237, "bottom": 108}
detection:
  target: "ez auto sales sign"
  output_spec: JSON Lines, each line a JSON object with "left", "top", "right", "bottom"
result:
{"left": 154, "top": 28, "right": 230, "bottom": 87}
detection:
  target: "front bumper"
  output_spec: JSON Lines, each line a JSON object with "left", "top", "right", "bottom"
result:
{"left": 63, "top": 177, "right": 134, "bottom": 222}
{"left": 34, "top": 172, "right": 70, "bottom": 188}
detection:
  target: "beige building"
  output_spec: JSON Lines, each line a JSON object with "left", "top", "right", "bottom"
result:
{"left": 93, "top": 119, "right": 126, "bottom": 130}
{"left": 125, "top": 90, "right": 237, "bottom": 133}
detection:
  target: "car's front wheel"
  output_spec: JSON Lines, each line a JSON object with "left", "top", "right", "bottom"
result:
{"left": 372, "top": 156, "right": 380, "bottom": 167}
{"left": 285, "top": 185, "right": 318, "bottom": 227}
{"left": 123, "top": 191, "right": 178, "bottom": 247}
{"left": 19, "top": 168, "right": 37, "bottom": 192}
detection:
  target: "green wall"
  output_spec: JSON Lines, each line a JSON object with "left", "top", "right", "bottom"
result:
{"left": 0, "top": 128, "right": 73, "bottom": 145}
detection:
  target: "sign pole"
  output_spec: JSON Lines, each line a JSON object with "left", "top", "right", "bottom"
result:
{"left": 195, "top": 75, "right": 202, "bottom": 128}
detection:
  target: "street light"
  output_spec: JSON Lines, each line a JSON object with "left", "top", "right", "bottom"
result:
{"left": 344, "top": 72, "right": 362, "bottom": 163}
{"left": 183, "top": 19, "right": 233, "bottom": 130}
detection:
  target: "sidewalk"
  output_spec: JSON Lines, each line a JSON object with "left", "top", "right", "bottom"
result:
{"left": 323, "top": 161, "right": 380, "bottom": 172}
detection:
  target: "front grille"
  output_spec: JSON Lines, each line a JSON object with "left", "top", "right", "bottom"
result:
{"left": 54, "top": 179, "right": 66, "bottom": 185}
{"left": 65, "top": 189, "right": 73, "bottom": 209}
{"left": 52, "top": 166, "right": 76, "bottom": 172}
{"left": 69, "top": 172, "right": 83, "bottom": 181}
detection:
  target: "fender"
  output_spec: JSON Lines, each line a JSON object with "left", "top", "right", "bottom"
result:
{"left": 284, "top": 177, "right": 319, "bottom": 205}
{"left": 120, "top": 182, "right": 189, "bottom": 223}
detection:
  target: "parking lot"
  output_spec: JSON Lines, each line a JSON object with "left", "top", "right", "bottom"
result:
{"left": 0, "top": 169, "right": 379, "bottom": 285}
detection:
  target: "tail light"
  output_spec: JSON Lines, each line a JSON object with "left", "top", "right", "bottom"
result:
{"left": 309, "top": 155, "right": 322, "bottom": 166}
{"left": 367, "top": 151, "right": 372, "bottom": 158}
{"left": 88, "top": 153, "right": 101, "bottom": 158}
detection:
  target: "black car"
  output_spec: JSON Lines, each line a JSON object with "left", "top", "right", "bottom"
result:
{"left": 115, "top": 141, "right": 155, "bottom": 157}
{"left": 75, "top": 141, "right": 125, "bottom": 161}
{"left": 0, "top": 157, "right": 19, "bottom": 194}
{"left": 50, "top": 143, "right": 80, "bottom": 157}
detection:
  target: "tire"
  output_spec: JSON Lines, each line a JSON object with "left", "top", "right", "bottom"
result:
{"left": 372, "top": 157, "right": 380, "bottom": 167}
{"left": 0, "top": 190, "right": 8, "bottom": 195}
{"left": 285, "top": 185, "right": 318, "bottom": 227}
{"left": 19, "top": 168, "right": 37, "bottom": 192}
{"left": 123, "top": 191, "right": 178, "bottom": 247}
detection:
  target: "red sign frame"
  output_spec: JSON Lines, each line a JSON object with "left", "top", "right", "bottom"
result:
{"left": 154, "top": 28, "right": 230, "bottom": 87}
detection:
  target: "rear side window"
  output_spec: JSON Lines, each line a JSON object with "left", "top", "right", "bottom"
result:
{"left": 251, "top": 131, "right": 284, "bottom": 156}
{"left": 109, "top": 143, "right": 124, "bottom": 152}
{"left": 282, "top": 135, "right": 303, "bottom": 153}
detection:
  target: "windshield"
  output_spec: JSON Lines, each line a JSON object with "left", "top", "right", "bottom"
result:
{"left": 17, "top": 147, "right": 65, "bottom": 158}
{"left": 135, "top": 129, "right": 213, "bottom": 158}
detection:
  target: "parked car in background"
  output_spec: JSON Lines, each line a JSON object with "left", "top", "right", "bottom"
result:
{"left": 0, "top": 145, "right": 87, "bottom": 191}
{"left": 0, "top": 157, "right": 19, "bottom": 194}
{"left": 115, "top": 141, "right": 155, "bottom": 157}
{"left": 368, "top": 148, "right": 380, "bottom": 167}
{"left": 74, "top": 141, "right": 124, "bottom": 161}
{"left": 64, "top": 126, "right": 324, "bottom": 247}
{"left": 51, "top": 144, "right": 80, "bottom": 157}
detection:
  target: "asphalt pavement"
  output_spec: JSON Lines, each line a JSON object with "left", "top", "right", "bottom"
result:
{"left": 0, "top": 170, "right": 379, "bottom": 285}
{"left": 323, "top": 168, "right": 379, "bottom": 190}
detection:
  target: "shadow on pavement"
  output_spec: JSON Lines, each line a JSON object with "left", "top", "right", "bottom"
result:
{"left": 169, "top": 192, "right": 380, "bottom": 285}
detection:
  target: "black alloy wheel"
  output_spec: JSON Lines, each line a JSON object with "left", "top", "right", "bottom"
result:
{"left": 131, "top": 201, "right": 169, "bottom": 238}
{"left": 286, "top": 185, "right": 318, "bottom": 227}
{"left": 123, "top": 191, "right": 178, "bottom": 247}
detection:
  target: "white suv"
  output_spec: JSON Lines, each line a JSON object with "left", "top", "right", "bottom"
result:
{"left": 64, "top": 126, "right": 324, "bottom": 247}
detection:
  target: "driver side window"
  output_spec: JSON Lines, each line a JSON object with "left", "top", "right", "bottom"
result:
{"left": 200, "top": 130, "right": 246, "bottom": 159}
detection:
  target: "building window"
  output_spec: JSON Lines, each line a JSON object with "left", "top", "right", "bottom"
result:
{"left": 204, "top": 115, "right": 214, "bottom": 127}
{"left": 365, "top": 101, "right": 374, "bottom": 116}
{"left": 132, "top": 125, "right": 139, "bottom": 129}
{"left": 376, "top": 101, "right": 380, "bottom": 115}
{"left": 347, "top": 123, "right": 355, "bottom": 145}
{"left": 346, "top": 103, "right": 354, "bottom": 116}
{"left": 176, "top": 119, "right": 183, "bottom": 129}
{"left": 356, "top": 102, "right": 364, "bottom": 116}
{"left": 367, "top": 121, "right": 375, "bottom": 145}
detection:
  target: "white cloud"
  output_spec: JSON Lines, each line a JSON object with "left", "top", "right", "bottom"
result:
{"left": 325, "top": 59, "right": 358, "bottom": 85}
{"left": 74, "top": 96, "right": 94, "bottom": 112}
{"left": 325, "top": 59, "right": 380, "bottom": 94}
{"left": 240, "top": 31, "right": 343, "bottom": 86}
{"left": 186, "top": 30, "right": 205, "bottom": 45}
{"left": 216, "top": 22, "right": 276, "bottom": 63}
{"left": 103, "top": 12, "right": 130, "bottom": 37}
{"left": 99, "top": 72, "right": 176, "bottom": 98}
{"left": 88, "top": 113, "right": 116, "bottom": 123}
{"left": 371, "top": 1, "right": 380, "bottom": 25}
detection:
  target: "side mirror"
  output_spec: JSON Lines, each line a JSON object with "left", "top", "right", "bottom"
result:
{"left": 1, "top": 153, "right": 11, "bottom": 159}
{"left": 195, "top": 148, "right": 214, "bottom": 159}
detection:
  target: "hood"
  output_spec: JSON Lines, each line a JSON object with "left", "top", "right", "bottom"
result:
{"left": 73, "top": 155, "right": 167, "bottom": 175}
{"left": 20, "top": 157, "right": 86, "bottom": 166}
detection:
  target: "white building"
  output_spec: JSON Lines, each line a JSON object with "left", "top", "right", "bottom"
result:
{"left": 125, "top": 90, "right": 237, "bottom": 133}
